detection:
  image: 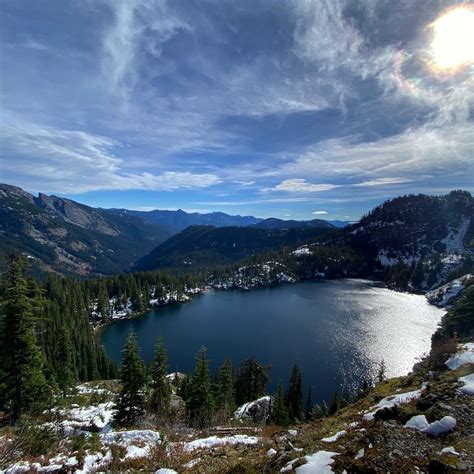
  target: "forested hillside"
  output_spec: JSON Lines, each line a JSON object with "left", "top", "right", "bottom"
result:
{"left": 134, "top": 225, "right": 337, "bottom": 272}
{"left": 0, "top": 184, "right": 171, "bottom": 276}
{"left": 339, "top": 190, "right": 474, "bottom": 290}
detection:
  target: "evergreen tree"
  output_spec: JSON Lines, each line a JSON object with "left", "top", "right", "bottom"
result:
{"left": 114, "top": 332, "right": 146, "bottom": 426}
{"left": 214, "top": 358, "right": 235, "bottom": 417}
{"left": 442, "top": 284, "right": 474, "bottom": 338}
{"left": 377, "top": 359, "right": 387, "bottom": 383}
{"left": 235, "top": 358, "right": 270, "bottom": 405}
{"left": 186, "top": 347, "right": 214, "bottom": 428}
{"left": 305, "top": 386, "right": 313, "bottom": 421}
{"left": 55, "top": 326, "right": 75, "bottom": 391}
{"left": 0, "top": 255, "right": 49, "bottom": 420}
{"left": 149, "top": 338, "right": 171, "bottom": 416}
{"left": 286, "top": 364, "right": 303, "bottom": 421}
{"left": 271, "top": 380, "right": 289, "bottom": 426}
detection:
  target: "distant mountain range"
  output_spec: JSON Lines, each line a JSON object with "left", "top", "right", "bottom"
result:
{"left": 0, "top": 183, "right": 347, "bottom": 276}
{"left": 5, "top": 182, "right": 470, "bottom": 287}
{"left": 108, "top": 208, "right": 261, "bottom": 234}
{"left": 109, "top": 208, "right": 349, "bottom": 232}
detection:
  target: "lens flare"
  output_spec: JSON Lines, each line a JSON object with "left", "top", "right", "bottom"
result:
{"left": 429, "top": 6, "right": 474, "bottom": 72}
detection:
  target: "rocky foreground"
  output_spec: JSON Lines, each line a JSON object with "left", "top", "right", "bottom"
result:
{"left": 1, "top": 343, "right": 473, "bottom": 473}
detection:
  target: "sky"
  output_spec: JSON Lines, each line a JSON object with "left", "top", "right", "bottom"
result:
{"left": 1, "top": 0, "right": 473, "bottom": 221}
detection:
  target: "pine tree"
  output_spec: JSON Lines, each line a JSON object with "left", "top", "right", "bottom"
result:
{"left": 55, "top": 326, "right": 75, "bottom": 391}
{"left": 377, "top": 359, "right": 387, "bottom": 383}
{"left": 271, "top": 380, "right": 289, "bottom": 426}
{"left": 442, "top": 284, "right": 474, "bottom": 338}
{"left": 114, "top": 332, "right": 146, "bottom": 426}
{"left": 214, "top": 358, "right": 235, "bottom": 417}
{"left": 0, "top": 255, "right": 49, "bottom": 420}
{"left": 235, "top": 358, "right": 270, "bottom": 405}
{"left": 305, "top": 387, "right": 313, "bottom": 421}
{"left": 286, "top": 364, "right": 303, "bottom": 421}
{"left": 149, "top": 338, "right": 171, "bottom": 416}
{"left": 186, "top": 347, "right": 214, "bottom": 428}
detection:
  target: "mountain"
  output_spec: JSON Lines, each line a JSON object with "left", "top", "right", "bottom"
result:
{"left": 109, "top": 208, "right": 262, "bottom": 234}
{"left": 134, "top": 224, "right": 335, "bottom": 271}
{"left": 252, "top": 218, "right": 335, "bottom": 230}
{"left": 327, "top": 219, "right": 352, "bottom": 228}
{"left": 0, "top": 184, "right": 171, "bottom": 276}
{"left": 340, "top": 190, "right": 474, "bottom": 289}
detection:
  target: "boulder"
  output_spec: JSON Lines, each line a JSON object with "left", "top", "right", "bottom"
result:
{"left": 234, "top": 396, "right": 272, "bottom": 424}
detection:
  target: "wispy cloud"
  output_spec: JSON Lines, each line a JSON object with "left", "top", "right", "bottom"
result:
{"left": 1, "top": 0, "right": 472, "bottom": 214}
{"left": 263, "top": 179, "right": 339, "bottom": 193}
{"left": 1, "top": 120, "right": 221, "bottom": 193}
{"left": 355, "top": 177, "right": 413, "bottom": 187}
{"left": 312, "top": 210, "right": 328, "bottom": 215}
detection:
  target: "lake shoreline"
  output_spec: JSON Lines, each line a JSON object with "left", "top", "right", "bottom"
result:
{"left": 100, "top": 278, "right": 445, "bottom": 400}
{"left": 93, "top": 274, "right": 445, "bottom": 334}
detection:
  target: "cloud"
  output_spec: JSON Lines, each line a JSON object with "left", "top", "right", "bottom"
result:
{"left": 355, "top": 177, "right": 413, "bottom": 187}
{"left": 0, "top": 120, "right": 221, "bottom": 193}
{"left": 264, "top": 179, "right": 339, "bottom": 193}
{"left": 312, "top": 210, "right": 328, "bottom": 215}
{"left": 275, "top": 124, "right": 473, "bottom": 185}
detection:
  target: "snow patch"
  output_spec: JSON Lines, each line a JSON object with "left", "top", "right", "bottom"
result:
{"left": 445, "top": 343, "right": 474, "bottom": 370}
{"left": 295, "top": 451, "right": 339, "bottom": 473}
{"left": 184, "top": 435, "right": 259, "bottom": 452}
{"left": 426, "top": 274, "right": 472, "bottom": 307}
{"left": 404, "top": 415, "right": 429, "bottom": 430}
{"left": 363, "top": 389, "right": 422, "bottom": 420}
{"left": 321, "top": 430, "right": 346, "bottom": 443}
{"left": 291, "top": 246, "right": 312, "bottom": 257}
{"left": 58, "top": 402, "right": 115, "bottom": 434}
{"left": 458, "top": 373, "right": 474, "bottom": 395}
{"left": 101, "top": 430, "right": 161, "bottom": 459}
{"left": 422, "top": 416, "right": 457, "bottom": 437}
{"left": 440, "top": 446, "right": 459, "bottom": 456}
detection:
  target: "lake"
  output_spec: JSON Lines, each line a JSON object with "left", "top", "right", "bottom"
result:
{"left": 100, "top": 279, "right": 445, "bottom": 404}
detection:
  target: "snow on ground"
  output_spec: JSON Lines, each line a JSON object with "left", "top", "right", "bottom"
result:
{"left": 445, "top": 343, "right": 474, "bottom": 370}
{"left": 321, "top": 430, "right": 347, "bottom": 443}
{"left": 183, "top": 435, "right": 259, "bottom": 452}
{"left": 426, "top": 274, "right": 472, "bottom": 307}
{"left": 101, "top": 430, "right": 161, "bottom": 459}
{"left": 404, "top": 414, "right": 457, "bottom": 436}
{"left": 405, "top": 415, "right": 429, "bottom": 430}
{"left": 363, "top": 389, "right": 422, "bottom": 421}
{"left": 57, "top": 402, "right": 115, "bottom": 434}
{"left": 75, "top": 384, "right": 111, "bottom": 396}
{"left": 422, "top": 416, "right": 457, "bottom": 437}
{"left": 376, "top": 249, "right": 417, "bottom": 267}
{"left": 440, "top": 447, "right": 460, "bottom": 456}
{"left": 355, "top": 448, "right": 365, "bottom": 460}
{"left": 76, "top": 450, "right": 112, "bottom": 474}
{"left": 291, "top": 246, "right": 312, "bottom": 257}
{"left": 442, "top": 218, "right": 471, "bottom": 254}
{"left": 458, "top": 373, "right": 474, "bottom": 395}
{"left": 295, "top": 451, "right": 339, "bottom": 473}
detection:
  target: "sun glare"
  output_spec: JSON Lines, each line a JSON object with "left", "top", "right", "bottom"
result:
{"left": 429, "top": 6, "right": 474, "bottom": 71}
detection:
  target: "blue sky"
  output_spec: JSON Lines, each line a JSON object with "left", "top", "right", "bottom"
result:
{"left": 1, "top": 0, "right": 473, "bottom": 220}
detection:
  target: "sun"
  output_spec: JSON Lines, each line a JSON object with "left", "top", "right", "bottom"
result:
{"left": 429, "top": 5, "right": 474, "bottom": 71}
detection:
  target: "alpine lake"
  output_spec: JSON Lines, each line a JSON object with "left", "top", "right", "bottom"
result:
{"left": 101, "top": 279, "right": 445, "bottom": 403}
